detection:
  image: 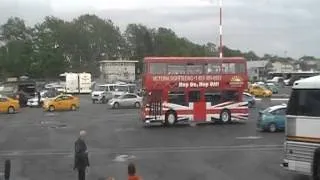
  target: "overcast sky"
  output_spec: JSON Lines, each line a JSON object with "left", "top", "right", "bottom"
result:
{"left": 0, "top": 0, "right": 319, "bottom": 58}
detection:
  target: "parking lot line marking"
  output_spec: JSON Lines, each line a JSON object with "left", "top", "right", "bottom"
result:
{"left": 255, "top": 98, "right": 289, "bottom": 101}
{"left": 0, "top": 144, "right": 283, "bottom": 157}
{"left": 236, "top": 136, "right": 262, "bottom": 140}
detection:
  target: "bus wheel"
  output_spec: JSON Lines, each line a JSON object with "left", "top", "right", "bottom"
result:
{"left": 220, "top": 109, "right": 231, "bottom": 124}
{"left": 313, "top": 148, "right": 320, "bottom": 180}
{"left": 165, "top": 111, "right": 176, "bottom": 126}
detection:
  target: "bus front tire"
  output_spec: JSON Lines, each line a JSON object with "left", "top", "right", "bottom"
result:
{"left": 312, "top": 148, "right": 320, "bottom": 180}
{"left": 165, "top": 111, "right": 176, "bottom": 126}
{"left": 220, "top": 109, "right": 231, "bottom": 124}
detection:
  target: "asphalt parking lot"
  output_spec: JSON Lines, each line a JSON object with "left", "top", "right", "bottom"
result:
{"left": 0, "top": 89, "right": 309, "bottom": 180}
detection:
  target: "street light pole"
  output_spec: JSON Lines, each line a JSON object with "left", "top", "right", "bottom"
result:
{"left": 219, "top": 0, "right": 223, "bottom": 58}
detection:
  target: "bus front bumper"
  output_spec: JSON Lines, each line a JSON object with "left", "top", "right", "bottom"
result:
{"left": 281, "top": 159, "right": 312, "bottom": 176}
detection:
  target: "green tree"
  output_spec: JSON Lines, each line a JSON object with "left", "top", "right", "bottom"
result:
{"left": 72, "top": 14, "right": 125, "bottom": 76}
{"left": 0, "top": 17, "right": 33, "bottom": 77}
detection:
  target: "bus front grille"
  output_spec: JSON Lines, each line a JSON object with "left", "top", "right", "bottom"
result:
{"left": 285, "top": 141, "right": 320, "bottom": 163}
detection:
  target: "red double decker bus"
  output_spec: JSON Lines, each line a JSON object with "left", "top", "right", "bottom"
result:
{"left": 141, "top": 57, "right": 248, "bottom": 126}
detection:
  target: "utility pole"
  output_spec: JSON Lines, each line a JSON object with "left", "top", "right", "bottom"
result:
{"left": 219, "top": 0, "right": 223, "bottom": 58}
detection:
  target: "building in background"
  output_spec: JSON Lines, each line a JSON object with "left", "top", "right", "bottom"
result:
{"left": 269, "top": 60, "right": 295, "bottom": 73}
{"left": 99, "top": 60, "right": 138, "bottom": 83}
{"left": 247, "top": 60, "right": 269, "bottom": 81}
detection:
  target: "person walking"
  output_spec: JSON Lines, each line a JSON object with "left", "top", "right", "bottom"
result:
{"left": 37, "top": 91, "right": 41, "bottom": 107}
{"left": 74, "top": 130, "right": 90, "bottom": 180}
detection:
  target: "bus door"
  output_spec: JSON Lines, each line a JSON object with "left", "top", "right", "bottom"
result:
{"left": 149, "top": 90, "right": 163, "bottom": 119}
{"left": 188, "top": 90, "right": 206, "bottom": 122}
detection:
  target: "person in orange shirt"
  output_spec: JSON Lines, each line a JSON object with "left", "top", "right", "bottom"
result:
{"left": 128, "top": 163, "right": 142, "bottom": 180}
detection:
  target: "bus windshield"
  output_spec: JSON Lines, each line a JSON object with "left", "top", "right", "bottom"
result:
{"left": 95, "top": 86, "right": 107, "bottom": 91}
{"left": 287, "top": 89, "right": 320, "bottom": 116}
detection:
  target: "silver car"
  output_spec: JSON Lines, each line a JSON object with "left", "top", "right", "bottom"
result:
{"left": 108, "top": 93, "right": 142, "bottom": 109}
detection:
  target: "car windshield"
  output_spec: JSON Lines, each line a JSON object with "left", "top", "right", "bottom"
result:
{"left": 259, "top": 85, "right": 268, "bottom": 90}
{"left": 243, "top": 95, "right": 252, "bottom": 101}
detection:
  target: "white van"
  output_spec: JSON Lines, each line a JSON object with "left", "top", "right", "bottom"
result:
{"left": 91, "top": 83, "right": 135, "bottom": 103}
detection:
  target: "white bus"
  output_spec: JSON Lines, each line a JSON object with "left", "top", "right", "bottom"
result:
{"left": 283, "top": 75, "right": 320, "bottom": 178}
{"left": 59, "top": 72, "right": 92, "bottom": 94}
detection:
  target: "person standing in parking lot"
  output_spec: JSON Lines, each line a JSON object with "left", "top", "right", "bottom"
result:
{"left": 37, "top": 91, "right": 41, "bottom": 107}
{"left": 74, "top": 130, "right": 90, "bottom": 180}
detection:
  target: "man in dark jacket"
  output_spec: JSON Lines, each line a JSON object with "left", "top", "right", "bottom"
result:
{"left": 74, "top": 130, "right": 90, "bottom": 180}
{"left": 37, "top": 91, "right": 41, "bottom": 107}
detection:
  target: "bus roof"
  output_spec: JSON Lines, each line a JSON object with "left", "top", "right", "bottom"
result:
{"left": 144, "top": 57, "right": 246, "bottom": 63}
{"left": 293, "top": 75, "right": 320, "bottom": 89}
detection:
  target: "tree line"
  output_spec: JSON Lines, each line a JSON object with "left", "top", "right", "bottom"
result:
{"left": 0, "top": 14, "right": 315, "bottom": 79}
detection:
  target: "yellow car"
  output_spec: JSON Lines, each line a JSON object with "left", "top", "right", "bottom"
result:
{"left": 43, "top": 94, "right": 80, "bottom": 112}
{"left": 249, "top": 85, "right": 272, "bottom": 97}
{"left": 0, "top": 95, "right": 20, "bottom": 114}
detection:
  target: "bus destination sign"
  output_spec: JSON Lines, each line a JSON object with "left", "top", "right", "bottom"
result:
{"left": 152, "top": 75, "right": 222, "bottom": 82}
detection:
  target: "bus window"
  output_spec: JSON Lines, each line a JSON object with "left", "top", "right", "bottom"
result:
{"left": 205, "top": 91, "right": 221, "bottom": 105}
{"left": 150, "top": 63, "right": 167, "bottom": 74}
{"left": 222, "top": 90, "right": 239, "bottom": 101}
{"left": 188, "top": 91, "right": 201, "bottom": 103}
{"left": 186, "top": 64, "right": 203, "bottom": 74}
{"left": 222, "top": 63, "right": 246, "bottom": 73}
{"left": 168, "top": 64, "right": 185, "bottom": 75}
{"left": 115, "top": 85, "right": 128, "bottom": 92}
{"left": 108, "top": 85, "right": 115, "bottom": 91}
{"left": 235, "top": 63, "right": 246, "bottom": 73}
{"left": 168, "top": 91, "right": 187, "bottom": 106}
{"left": 205, "top": 63, "right": 221, "bottom": 74}
{"left": 287, "top": 89, "right": 320, "bottom": 116}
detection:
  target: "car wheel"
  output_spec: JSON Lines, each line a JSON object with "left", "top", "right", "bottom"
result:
{"left": 7, "top": 106, "right": 15, "bottom": 114}
{"left": 268, "top": 123, "right": 277, "bottom": 132}
{"left": 220, "top": 109, "right": 231, "bottom": 123}
{"left": 134, "top": 102, "right": 141, "bottom": 108}
{"left": 71, "top": 104, "right": 77, "bottom": 111}
{"left": 49, "top": 105, "right": 55, "bottom": 112}
{"left": 113, "top": 102, "right": 120, "bottom": 109}
{"left": 92, "top": 100, "right": 96, "bottom": 104}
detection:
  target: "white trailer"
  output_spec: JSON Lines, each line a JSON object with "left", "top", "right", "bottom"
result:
{"left": 78, "top": 73, "right": 92, "bottom": 93}
{"left": 59, "top": 72, "right": 92, "bottom": 94}
{"left": 282, "top": 75, "right": 320, "bottom": 179}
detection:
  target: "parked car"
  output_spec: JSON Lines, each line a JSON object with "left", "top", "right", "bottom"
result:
{"left": 249, "top": 84, "right": 272, "bottom": 97}
{"left": 264, "top": 83, "right": 279, "bottom": 94}
{"left": 27, "top": 89, "right": 59, "bottom": 107}
{"left": 43, "top": 94, "right": 80, "bottom": 112}
{"left": 257, "top": 104, "right": 287, "bottom": 132}
{"left": 242, "top": 92, "right": 256, "bottom": 108}
{"left": 0, "top": 94, "right": 20, "bottom": 114}
{"left": 108, "top": 93, "right": 142, "bottom": 109}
